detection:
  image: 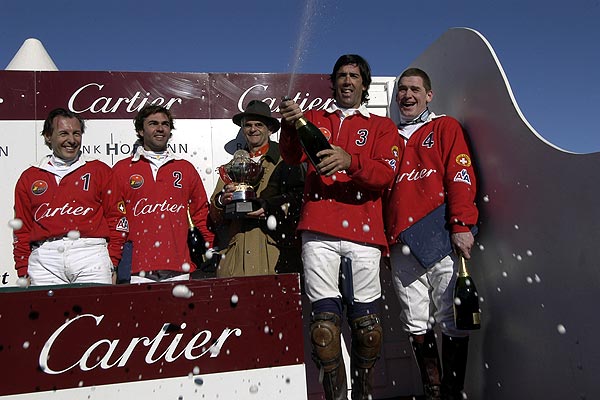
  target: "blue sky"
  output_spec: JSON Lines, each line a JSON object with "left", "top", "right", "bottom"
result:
{"left": 2, "top": 0, "right": 598, "bottom": 153}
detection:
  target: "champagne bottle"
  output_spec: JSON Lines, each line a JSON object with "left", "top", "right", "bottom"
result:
{"left": 453, "top": 256, "right": 481, "bottom": 330}
{"left": 186, "top": 208, "right": 205, "bottom": 267}
{"left": 294, "top": 116, "right": 332, "bottom": 170}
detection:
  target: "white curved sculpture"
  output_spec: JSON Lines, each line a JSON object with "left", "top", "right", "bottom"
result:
{"left": 5, "top": 38, "right": 58, "bottom": 71}
{"left": 408, "top": 27, "right": 598, "bottom": 399}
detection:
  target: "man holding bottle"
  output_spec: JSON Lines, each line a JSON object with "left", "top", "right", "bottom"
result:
{"left": 384, "top": 68, "right": 479, "bottom": 400}
{"left": 112, "top": 105, "right": 213, "bottom": 283}
{"left": 279, "top": 54, "right": 400, "bottom": 400}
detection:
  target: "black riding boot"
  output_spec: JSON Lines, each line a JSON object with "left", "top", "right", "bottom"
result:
{"left": 411, "top": 330, "right": 442, "bottom": 400}
{"left": 441, "top": 334, "right": 469, "bottom": 400}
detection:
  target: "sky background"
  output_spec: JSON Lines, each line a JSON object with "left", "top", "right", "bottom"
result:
{"left": 1, "top": 0, "right": 598, "bottom": 153}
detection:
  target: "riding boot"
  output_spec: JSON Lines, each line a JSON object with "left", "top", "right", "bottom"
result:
{"left": 441, "top": 334, "right": 469, "bottom": 400}
{"left": 350, "top": 314, "right": 382, "bottom": 400}
{"left": 311, "top": 312, "right": 347, "bottom": 400}
{"left": 410, "top": 331, "right": 442, "bottom": 400}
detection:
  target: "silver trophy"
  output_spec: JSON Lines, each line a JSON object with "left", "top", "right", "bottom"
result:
{"left": 218, "top": 150, "right": 264, "bottom": 218}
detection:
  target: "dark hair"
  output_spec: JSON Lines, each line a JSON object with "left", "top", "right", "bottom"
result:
{"left": 41, "top": 108, "right": 85, "bottom": 137}
{"left": 134, "top": 105, "right": 175, "bottom": 132}
{"left": 329, "top": 54, "right": 372, "bottom": 104}
{"left": 399, "top": 68, "right": 432, "bottom": 92}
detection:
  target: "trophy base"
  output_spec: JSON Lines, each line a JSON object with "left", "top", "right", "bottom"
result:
{"left": 225, "top": 200, "right": 257, "bottom": 219}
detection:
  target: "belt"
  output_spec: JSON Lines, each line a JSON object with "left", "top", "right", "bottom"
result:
{"left": 132, "top": 270, "right": 187, "bottom": 281}
{"left": 30, "top": 236, "right": 67, "bottom": 249}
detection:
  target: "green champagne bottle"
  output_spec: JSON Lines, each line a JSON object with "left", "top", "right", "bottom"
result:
{"left": 453, "top": 256, "right": 481, "bottom": 330}
{"left": 294, "top": 116, "right": 332, "bottom": 170}
{"left": 186, "top": 208, "right": 205, "bottom": 267}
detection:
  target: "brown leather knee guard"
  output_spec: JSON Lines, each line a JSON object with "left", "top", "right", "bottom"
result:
{"left": 350, "top": 314, "right": 382, "bottom": 369}
{"left": 311, "top": 312, "right": 343, "bottom": 371}
{"left": 349, "top": 314, "right": 382, "bottom": 400}
{"left": 311, "top": 312, "right": 347, "bottom": 400}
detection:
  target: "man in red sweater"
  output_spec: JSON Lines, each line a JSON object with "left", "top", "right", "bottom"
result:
{"left": 385, "top": 68, "right": 479, "bottom": 400}
{"left": 113, "top": 105, "right": 213, "bottom": 283}
{"left": 13, "top": 108, "right": 127, "bottom": 285}
{"left": 279, "top": 54, "right": 400, "bottom": 400}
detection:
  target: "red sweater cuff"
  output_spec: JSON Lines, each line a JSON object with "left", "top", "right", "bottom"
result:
{"left": 450, "top": 223, "right": 472, "bottom": 234}
{"left": 348, "top": 153, "right": 360, "bottom": 174}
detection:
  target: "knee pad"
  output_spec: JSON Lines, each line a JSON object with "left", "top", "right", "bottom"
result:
{"left": 351, "top": 314, "right": 382, "bottom": 369}
{"left": 310, "top": 312, "right": 342, "bottom": 372}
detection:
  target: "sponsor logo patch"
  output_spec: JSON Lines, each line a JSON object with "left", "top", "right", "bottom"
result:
{"left": 118, "top": 200, "right": 126, "bottom": 214}
{"left": 129, "top": 174, "right": 144, "bottom": 189}
{"left": 116, "top": 216, "right": 129, "bottom": 232}
{"left": 453, "top": 169, "right": 472, "bottom": 185}
{"left": 31, "top": 180, "right": 48, "bottom": 195}
{"left": 388, "top": 159, "right": 397, "bottom": 171}
{"left": 456, "top": 153, "right": 471, "bottom": 167}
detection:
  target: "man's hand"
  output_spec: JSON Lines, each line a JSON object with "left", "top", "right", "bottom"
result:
{"left": 451, "top": 231, "right": 475, "bottom": 259}
{"left": 316, "top": 145, "right": 352, "bottom": 176}
{"left": 218, "top": 184, "right": 236, "bottom": 206}
{"left": 246, "top": 208, "right": 266, "bottom": 218}
{"left": 279, "top": 99, "right": 303, "bottom": 125}
{"left": 246, "top": 198, "right": 267, "bottom": 218}
{"left": 18, "top": 275, "right": 31, "bottom": 287}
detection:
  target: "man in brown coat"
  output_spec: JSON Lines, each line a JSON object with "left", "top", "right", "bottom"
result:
{"left": 209, "top": 100, "right": 304, "bottom": 277}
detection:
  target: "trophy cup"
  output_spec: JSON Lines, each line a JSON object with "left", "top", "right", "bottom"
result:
{"left": 218, "top": 150, "right": 264, "bottom": 218}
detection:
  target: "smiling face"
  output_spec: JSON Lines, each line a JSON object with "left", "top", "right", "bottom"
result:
{"left": 44, "top": 116, "right": 82, "bottom": 161}
{"left": 396, "top": 75, "right": 433, "bottom": 120}
{"left": 242, "top": 117, "right": 271, "bottom": 153}
{"left": 334, "top": 64, "right": 366, "bottom": 109}
{"left": 138, "top": 112, "right": 172, "bottom": 152}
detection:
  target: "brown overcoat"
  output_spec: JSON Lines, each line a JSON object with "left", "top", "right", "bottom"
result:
{"left": 209, "top": 141, "right": 304, "bottom": 277}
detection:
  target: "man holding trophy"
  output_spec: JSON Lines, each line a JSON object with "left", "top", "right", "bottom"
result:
{"left": 209, "top": 100, "right": 305, "bottom": 278}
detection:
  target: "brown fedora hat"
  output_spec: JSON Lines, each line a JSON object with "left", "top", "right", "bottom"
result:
{"left": 232, "top": 100, "right": 280, "bottom": 132}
